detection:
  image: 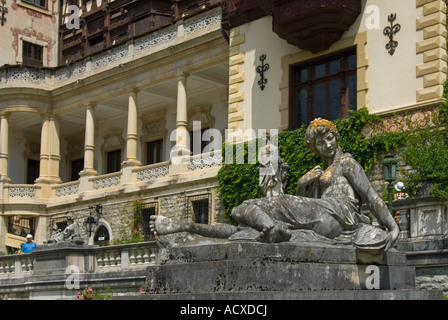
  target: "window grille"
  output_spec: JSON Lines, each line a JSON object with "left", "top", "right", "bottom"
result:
{"left": 185, "top": 193, "right": 211, "bottom": 224}
{"left": 139, "top": 202, "right": 158, "bottom": 241}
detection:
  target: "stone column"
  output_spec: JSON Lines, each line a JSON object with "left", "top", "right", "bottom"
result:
{"left": 170, "top": 73, "right": 190, "bottom": 174}
{"left": 38, "top": 114, "right": 50, "bottom": 180}
{"left": 48, "top": 115, "right": 61, "bottom": 182}
{"left": 0, "top": 112, "right": 11, "bottom": 183}
{"left": 122, "top": 89, "right": 141, "bottom": 188}
{"left": 79, "top": 104, "right": 97, "bottom": 193}
{"left": 171, "top": 74, "right": 190, "bottom": 152}
{"left": 81, "top": 103, "right": 97, "bottom": 176}
{"left": 124, "top": 88, "right": 141, "bottom": 166}
{"left": 36, "top": 114, "right": 61, "bottom": 184}
{"left": 35, "top": 114, "right": 61, "bottom": 198}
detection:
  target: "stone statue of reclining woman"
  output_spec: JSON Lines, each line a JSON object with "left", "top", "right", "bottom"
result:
{"left": 150, "top": 118, "right": 399, "bottom": 252}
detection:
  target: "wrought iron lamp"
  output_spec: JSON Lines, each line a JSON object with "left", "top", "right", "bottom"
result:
{"left": 382, "top": 153, "right": 398, "bottom": 214}
{"left": 85, "top": 204, "right": 102, "bottom": 236}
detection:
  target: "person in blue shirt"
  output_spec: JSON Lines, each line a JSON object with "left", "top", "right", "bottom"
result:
{"left": 21, "top": 234, "right": 37, "bottom": 253}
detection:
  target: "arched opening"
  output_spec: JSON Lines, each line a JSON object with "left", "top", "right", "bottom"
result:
{"left": 94, "top": 225, "right": 110, "bottom": 246}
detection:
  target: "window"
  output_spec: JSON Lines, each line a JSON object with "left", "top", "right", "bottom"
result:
{"left": 22, "top": 41, "right": 44, "bottom": 67}
{"left": 71, "top": 158, "right": 84, "bottom": 181}
{"left": 186, "top": 194, "right": 211, "bottom": 224}
{"left": 146, "top": 140, "right": 163, "bottom": 165}
{"left": 22, "top": 0, "right": 47, "bottom": 9}
{"left": 290, "top": 49, "right": 357, "bottom": 129}
{"left": 192, "top": 199, "right": 209, "bottom": 224}
{"left": 27, "top": 159, "right": 40, "bottom": 184}
{"left": 106, "top": 149, "right": 121, "bottom": 173}
{"left": 8, "top": 216, "right": 35, "bottom": 238}
{"left": 189, "top": 127, "right": 210, "bottom": 155}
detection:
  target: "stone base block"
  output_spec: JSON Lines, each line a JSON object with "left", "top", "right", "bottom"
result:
{"left": 141, "top": 241, "right": 442, "bottom": 300}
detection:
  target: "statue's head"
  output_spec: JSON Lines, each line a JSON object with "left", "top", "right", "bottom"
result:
{"left": 305, "top": 118, "right": 340, "bottom": 154}
{"left": 66, "top": 212, "right": 74, "bottom": 222}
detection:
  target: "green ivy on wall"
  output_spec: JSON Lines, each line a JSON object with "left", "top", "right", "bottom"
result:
{"left": 399, "top": 104, "right": 448, "bottom": 200}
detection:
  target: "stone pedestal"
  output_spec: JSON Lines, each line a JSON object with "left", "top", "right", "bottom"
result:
{"left": 142, "top": 241, "right": 442, "bottom": 300}
{"left": 33, "top": 242, "right": 98, "bottom": 275}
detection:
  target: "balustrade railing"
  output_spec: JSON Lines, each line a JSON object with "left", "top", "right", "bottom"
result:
{"left": 91, "top": 171, "right": 122, "bottom": 190}
{"left": 94, "top": 242, "right": 157, "bottom": 271}
{"left": 0, "top": 254, "right": 34, "bottom": 279}
{"left": 0, "top": 241, "right": 158, "bottom": 281}
{"left": 46, "top": 151, "right": 222, "bottom": 200}
{"left": 53, "top": 181, "right": 80, "bottom": 198}
{"left": 0, "top": 7, "right": 222, "bottom": 88}
{"left": 134, "top": 161, "right": 170, "bottom": 182}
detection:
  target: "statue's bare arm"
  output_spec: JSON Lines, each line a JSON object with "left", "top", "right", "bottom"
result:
{"left": 342, "top": 157, "right": 399, "bottom": 250}
{"left": 295, "top": 165, "right": 322, "bottom": 196}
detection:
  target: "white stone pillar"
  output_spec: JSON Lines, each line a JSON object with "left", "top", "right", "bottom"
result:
{"left": 81, "top": 103, "right": 97, "bottom": 176}
{"left": 37, "top": 114, "right": 50, "bottom": 181}
{"left": 124, "top": 88, "right": 141, "bottom": 166}
{"left": 0, "top": 112, "right": 10, "bottom": 183}
{"left": 170, "top": 73, "right": 190, "bottom": 174}
{"left": 172, "top": 73, "right": 190, "bottom": 154}
{"left": 35, "top": 114, "right": 61, "bottom": 198}
{"left": 48, "top": 115, "right": 61, "bottom": 182}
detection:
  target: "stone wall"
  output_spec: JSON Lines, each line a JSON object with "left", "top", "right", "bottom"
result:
{"left": 416, "top": 266, "right": 448, "bottom": 296}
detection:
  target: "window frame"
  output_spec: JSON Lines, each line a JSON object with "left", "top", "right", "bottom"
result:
{"left": 106, "top": 149, "right": 122, "bottom": 174}
{"left": 70, "top": 158, "right": 84, "bottom": 181}
{"left": 289, "top": 48, "right": 357, "bottom": 129}
{"left": 18, "top": 36, "right": 48, "bottom": 67}
{"left": 22, "top": 41, "right": 44, "bottom": 67}
{"left": 192, "top": 199, "right": 209, "bottom": 224}
{"left": 21, "top": 0, "right": 47, "bottom": 9}
{"left": 185, "top": 193, "right": 212, "bottom": 224}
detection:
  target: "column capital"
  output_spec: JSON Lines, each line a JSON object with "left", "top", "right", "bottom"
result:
{"left": 176, "top": 71, "right": 190, "bottom": 80}
{"left": 0, "top": 111, "right": 10, "bottom": 119}
{"left": 127, "top": 87, "right": 140, "bottom": 95}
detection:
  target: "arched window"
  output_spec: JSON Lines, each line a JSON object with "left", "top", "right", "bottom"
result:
{"left": 94, "top": 225, "right": 110, "bottom": 246}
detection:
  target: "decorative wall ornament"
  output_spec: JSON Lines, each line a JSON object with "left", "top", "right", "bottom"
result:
{"left": 256, "top": 54, "right": 269, "bottom": 91}
{"left": 0, "top": 0, "right": 7, "bottom": 26}
{"left": 136, "top": 164, "right": 170, "bottom": 181}
{"left": 187, "top": 154, "right": 223, "bottom": 171}
{"left": 383, "top": 13, "right": 401, "bottom": 56}
{"left": 55, "top": 183, "right": 79, "bottom": 198}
